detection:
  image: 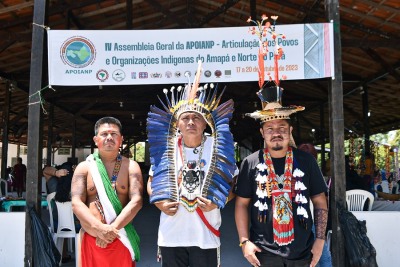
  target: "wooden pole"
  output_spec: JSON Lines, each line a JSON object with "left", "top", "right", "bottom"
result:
{"left": 326, "top": 0, "right": 346, "bottom": 266}
{"left": 46, "top": 104, "right": 54, "bottom": 166}
{"left": 25, "top": 0, "right": 47, "bottom": 265}
{"left": 320, "top": 104, "right": 326, "bottom": 174}
{"left": 72, "top": 119, "right": 76, "bottom": 163}
{"left": 250, "top": 0, "right": 256, "bottom": 20}
{"left": 126, "top": 0, "right": 133, "bottom": 29}
{"left": 1, "top": 80, "right": 11, "bottom": 180}
{"left": 362, "top": 86, "right": 370, "bottom": 154}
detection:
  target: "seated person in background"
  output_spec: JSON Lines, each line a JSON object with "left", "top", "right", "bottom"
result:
{"left": 43, "top": 161, "right": 79, "bottom": 263}
{"left": 345, "top": 156, "right": 366, "bottom": 191}
{"left": 54, "top": 162, "right": 76, "bottom": 202}
{"left": 43, "top": 164, "right": 71, "bottom": 194}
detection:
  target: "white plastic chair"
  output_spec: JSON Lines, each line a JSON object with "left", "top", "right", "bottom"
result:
{"left": 0, "top": 179, "right": 7, "bottom": 197}
{"left": 46, "top": 192, "right": 56, "bottom": 234}
{"left": 381, "top": 180, "right": 389, "bottom": 193}
{"left": 346, "top": 189, "right": 374, "bottom": 211}
{"left": 53, "top": 201, "right": 78, "bottom": 266}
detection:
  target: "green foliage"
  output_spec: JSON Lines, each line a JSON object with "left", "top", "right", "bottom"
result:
{"left": 320, "top": 130, "right": 399, "bottom": 173}
{"left": 345, "top": 130, "right": 400, "bottom": 171}
{"left": 130, "top": 142, "right": 145, "bottom": 162}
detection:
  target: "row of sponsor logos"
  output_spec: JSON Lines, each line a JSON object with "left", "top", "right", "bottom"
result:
{"left": 94, "top": 69, "right": 232, "bottom": 82}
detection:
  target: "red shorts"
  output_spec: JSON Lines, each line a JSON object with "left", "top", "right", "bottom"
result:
{"left": 81, "top": 232, "right": 135, "bottom": 267}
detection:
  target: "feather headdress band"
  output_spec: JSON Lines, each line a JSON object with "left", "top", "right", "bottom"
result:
{"left": 147, "top": 60, "right": 236, "bottom": 209}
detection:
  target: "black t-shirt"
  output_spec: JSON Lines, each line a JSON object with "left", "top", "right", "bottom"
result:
{"left": 234, "top": 148, "right": 327, "bottom": 260}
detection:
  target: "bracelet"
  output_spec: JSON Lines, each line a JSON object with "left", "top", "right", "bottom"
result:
{"left": 239, "top": 240, "right": 250, "bottom": 247}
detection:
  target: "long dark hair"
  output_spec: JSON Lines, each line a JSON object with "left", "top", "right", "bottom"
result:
{"left": 55, "top": 162, "right": 74, "bottom": 202}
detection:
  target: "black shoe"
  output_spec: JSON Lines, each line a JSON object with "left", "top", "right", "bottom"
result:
{"left": 61, "top": 255, "right": 71, "bottom": 263}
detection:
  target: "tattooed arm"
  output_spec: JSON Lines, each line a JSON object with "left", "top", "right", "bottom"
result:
{"left": 71, "top": 161, "right": 119, "bottom": 243}
{"left": 110, "top": 159, "right": 143, "bottom": 230}
{"left": 310, "top": 192, "right": 328, "bottom": 267}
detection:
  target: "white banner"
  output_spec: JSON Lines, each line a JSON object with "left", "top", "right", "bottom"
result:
{"left": 47, "top": 24, "right": 334, "bottom": 86}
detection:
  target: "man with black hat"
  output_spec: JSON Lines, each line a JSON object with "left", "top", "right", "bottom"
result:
{"left": 234, "top": 15, "right": 328, "bottom": 267}
{"left": 234, "top": 85, "right": 328, "bottom": 267}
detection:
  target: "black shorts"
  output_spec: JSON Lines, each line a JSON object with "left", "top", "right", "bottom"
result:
{"left": 160, "top": 246, "right": 218, "bottom": 267}
{"left": 256, "top": 251, "right": 311, "bottom": 267}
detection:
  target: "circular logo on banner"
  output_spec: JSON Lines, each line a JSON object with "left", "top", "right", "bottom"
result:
{"left": 60, "top": 36, "right": 96, "bottom": 68}
{"left": 112, "top": 69, "right": 126, "bottom": 82}
{"left": 96, "top": 69, "right": 109, "bottom": 82}
{"left": 165, "top": 71, "right": 172, "bottom": 78}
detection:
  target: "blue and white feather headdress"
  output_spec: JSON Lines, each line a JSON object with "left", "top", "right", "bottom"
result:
{"left": 147, "top": 60, "right": 236, "bottom": 209}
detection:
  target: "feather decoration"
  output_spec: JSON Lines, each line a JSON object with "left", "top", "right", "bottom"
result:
{"left": 156, "top": 95, "right": 170, "bottom": 112}
{"left": 147, "top": 61, "right": 235, "bottom": 209}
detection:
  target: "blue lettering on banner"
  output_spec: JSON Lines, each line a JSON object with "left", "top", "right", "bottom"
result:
{"left": 65, "top": 69, "right": 93, "bottom": 74}
{"left": 186, "top": 41, "right": 215, "bottom": 49}
{"left": 277, "top": 38, "right": 299, "bottom": 46}
{"left": 237, "top": 53, "right": 257, "bottom": 62}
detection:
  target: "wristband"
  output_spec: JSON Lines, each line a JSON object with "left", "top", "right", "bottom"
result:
{"left": 239, "top": 240, "right": 250, "bottom": 247}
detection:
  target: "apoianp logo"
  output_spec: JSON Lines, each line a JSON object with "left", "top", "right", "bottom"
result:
{"left": 60, "top": 36, "right": 96, "bottom": 68}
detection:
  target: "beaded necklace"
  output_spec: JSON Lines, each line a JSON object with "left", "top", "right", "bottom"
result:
{"left": 181, "top": 135, "right": 206, "bottom": 166}
{"left": 94, "top": 153, "right": 122, "bottom": 223}
{"left": 254, "top": 147, "right": 294, "bottom": 246}
{"left": 263, "top": 147, "right": 293, "bottom": 194}
{"left": 178, "top": 135, "right": 206, "bottom": 211}
{"left": 265, "top": 147, "right": 294, "bottom": 245}
{"left": 110, "top": 154, "right": 122, "bottom": 190}
{"left": 255, "top": 147, "right": 308, "bottom": 246}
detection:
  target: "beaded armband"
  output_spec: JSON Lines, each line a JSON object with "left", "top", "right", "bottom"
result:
{"left": 314, "top": 208, "right": 328, "bottom": 240}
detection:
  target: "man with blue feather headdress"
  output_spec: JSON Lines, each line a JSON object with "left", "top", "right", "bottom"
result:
{"left": 147, "top": 61, "right": 237, "bottom": 267}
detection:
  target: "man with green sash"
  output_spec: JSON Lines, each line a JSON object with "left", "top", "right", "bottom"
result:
{"left": 72, "top": 117, "right": 142, "bottom": 267}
